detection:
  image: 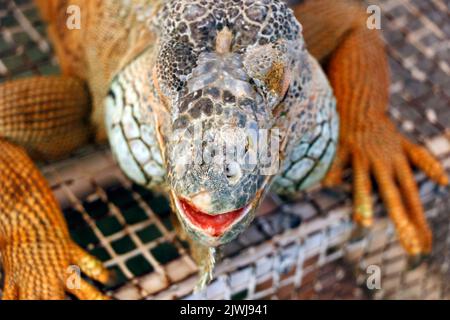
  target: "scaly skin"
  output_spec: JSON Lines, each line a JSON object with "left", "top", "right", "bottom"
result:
{"left": 0, "top": 76, "right": 91, "bottom": 159}
{"left": 0, "top": 138, "right": 109, "bottom": 299}
{"left": 294, "top": 1, "right": 448, "bottom": 254}
{"left": 0, "top": 0, "right": 447, "bottom": 299}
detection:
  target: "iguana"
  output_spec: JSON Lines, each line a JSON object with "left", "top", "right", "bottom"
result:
{"left": 0, "top": 0, "right": 447, "bottom": 300}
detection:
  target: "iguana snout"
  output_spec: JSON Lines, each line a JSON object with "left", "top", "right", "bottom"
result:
{"left": 160, "top": 1, "right": 302, "bottom": 246}
{"left": 167, "top": 86, "right": 268, "bottom": 246}
{"left": 165, "top": 42, "right": 290, "bottom": 245}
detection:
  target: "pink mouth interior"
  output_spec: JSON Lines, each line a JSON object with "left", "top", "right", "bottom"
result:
{"left": 180, "top": 199, "right": 245, "bottom": 237}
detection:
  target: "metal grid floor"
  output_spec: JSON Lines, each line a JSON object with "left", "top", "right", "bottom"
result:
{"left": 0, "top": 0, "right": 449, "bottom": 300}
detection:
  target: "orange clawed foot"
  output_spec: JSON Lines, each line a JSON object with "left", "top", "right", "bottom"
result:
{"left": 323, "top": 117, "right": 448, "bottom": 257}
{"left": 0, "top": 139, "right": 110, "bottom": 300}
{"left": 2, "top": 241, "right": 110, "bottom": 300}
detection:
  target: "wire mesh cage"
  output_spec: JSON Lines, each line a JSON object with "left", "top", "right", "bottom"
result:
{"left": 0, "top": 0, "right": 449, "bottom": 300}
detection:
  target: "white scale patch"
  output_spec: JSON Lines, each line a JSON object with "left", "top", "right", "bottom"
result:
{"left": 286, "top": 158, "right": 315, "bottom": 181}
{"left": 109, "top": 125, "right": 147, "bottom": 185}
{"left": 130, "top": 139, "right": 151, "bottom": 163}
{"left": 141, "top": 124, "right": 157, "bottom": 146}
{"left": 308, "top": 135, "right": 327, "bottom": 158}
{"left": 322, "top": 122, "right": 331, "bottom": 141}
{"left": 331, "top": 112, "right": 339, "bottom": 142}
{"left": 290, "top": 142, "right": 309, "bottom": 162}
{"left": 106, "top": 71, "right": 166, "bottom": 188}
{"left": 272, "top": 56, "right": 339, "bottom": 195}
{"left": 300, "top": 142, "right": 336, "bottom": 190}
{"left": 122, "top": 106, "right": 141, "bottom": 139}
{"left": 144, "top": 162, "right": 165, "bottom": 179}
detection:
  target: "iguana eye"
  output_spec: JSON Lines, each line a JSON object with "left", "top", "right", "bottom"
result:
{"left": 225, "top": 161, "right": 242, "bottom": 184}
{"left": 243, "top": 41, "right": 291, "bottom": 109}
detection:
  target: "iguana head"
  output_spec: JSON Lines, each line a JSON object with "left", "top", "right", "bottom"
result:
{"left": 153, "top": 0, "right": 305, "bottom": 246}
{"left": 108, "top": 0, "right": 305, "bottom": 247}
{"left": 158, "top": 34, "right": 298, "bottom": 246}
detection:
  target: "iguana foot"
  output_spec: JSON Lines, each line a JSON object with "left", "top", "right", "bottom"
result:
{"left": 2, "top": 241, "right": 110, "bottom": 300}
{"left": 0, "top": 139, "right": 110, "bottom": 300}
{"left": 323, "top": 116, "right": 448, "bottom": 256}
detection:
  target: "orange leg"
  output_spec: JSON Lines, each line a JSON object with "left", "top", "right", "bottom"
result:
{"left": 0, "top": 139, "right": 110, "bottom": 300}
{"left": 0, "top": 77, "right": 109, "bottom": 300}
{"left": 322, "top": 23, "right": 448, "bottom": 256}
{"left": 0, "top": 76, "right": 92, "bottom": 159}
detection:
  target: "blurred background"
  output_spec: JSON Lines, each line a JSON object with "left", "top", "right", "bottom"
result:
{"left": 0, "top": 0, "right": 449, "bottom": 300}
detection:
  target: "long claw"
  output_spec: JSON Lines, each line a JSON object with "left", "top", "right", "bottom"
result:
{"left": 352, "top": 149, "right": 373, "bottom": 228}
{"left": 371, "top": 156, "right": 422, "bottom": 255}
{"left": 402, "top": 137, "right": 449, "bottom": 186}
{"left": 71, "top": 244, "right": 110, "bottom": 284}
{"left": 394, "top": 155, "right": 433, "bottom": 253}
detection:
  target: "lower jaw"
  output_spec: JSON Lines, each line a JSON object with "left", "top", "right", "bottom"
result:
{"left": 184, "top": 211, "right": 255, "bottom": 247}
{"left": 171, "top": 194, "right": 255, "bottom": 247}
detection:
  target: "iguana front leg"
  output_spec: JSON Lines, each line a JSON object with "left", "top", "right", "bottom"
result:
{"left": 0, "top": 76, "right": 92, "bottom": 159}
{"left": 0, "top": 77, "right": 109, "bottom": 300}
{"left": 323, "top": 17, "right": 448, "bottom": 256}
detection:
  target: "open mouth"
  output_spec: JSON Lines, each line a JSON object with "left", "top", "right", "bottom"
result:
{"left": 173, "top": 195, "right": 250, "bottom": 237}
